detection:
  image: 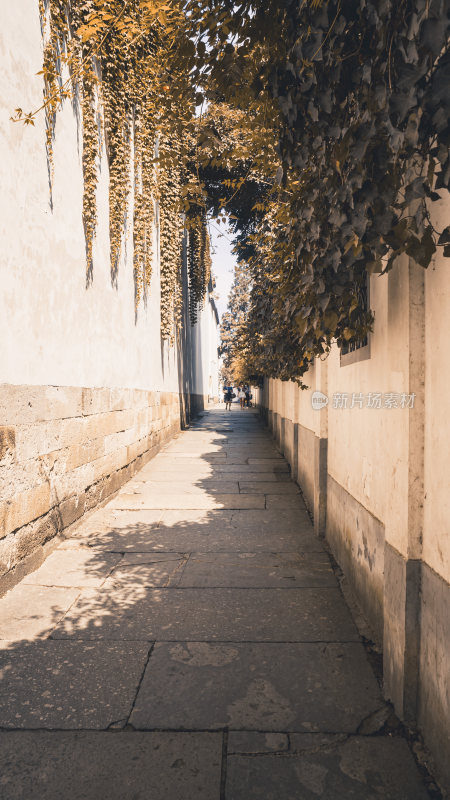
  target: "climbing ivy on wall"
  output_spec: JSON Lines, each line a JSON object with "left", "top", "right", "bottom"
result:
{"left": 24, "top": 0, "right": 213, "bottom": 340}
{"left": 158, "top": 132, "right": 184, "bottom": 340}
{"left": 187, "top": 210, "right": 211, "bottom": 324}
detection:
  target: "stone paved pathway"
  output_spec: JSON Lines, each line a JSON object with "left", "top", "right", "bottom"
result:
{"left": 0, "top": 407, "right": 431, "bottom": 798}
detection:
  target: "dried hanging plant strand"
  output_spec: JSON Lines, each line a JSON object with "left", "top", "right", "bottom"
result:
{"left": 159, "top": 131, "right": 184, "bottom": 340}
{"left": 35, "top": 0, "right": 219, "bottom": 339}
{"left": 187, "top": 209, "right": 211, "bottom": 325}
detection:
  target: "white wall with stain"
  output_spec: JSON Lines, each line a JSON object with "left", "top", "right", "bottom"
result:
{"left": 0, "top": 2, "right": 217, "bottom": 396}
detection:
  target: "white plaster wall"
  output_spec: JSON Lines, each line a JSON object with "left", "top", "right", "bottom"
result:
{"left": 270, "top": 361, "right": 325, "bottom": 437}
{"left": 296, "top": 361, "right": 320, "bottom": 435}
{"left": 272, "top": 380, "right": 280, "bottom": 416}
{"left": 283, "top": 380, "right": 295, "bottom": 422}
{"left": 266, "top": 263, "right": 415, "bottom": 551}
{"left": 188, "top": 293, "right": 219, "bottom": 398}
{"left": 326, "top": 268, "right": 410, "bottom": 540}
{"left": 265, "top": 238, "right": 449, "bottom": 569}
{"left": 327, "top": 208, "right": 449, "bottom": 567}
{"left": 207, "top": 300, "right": 220, "bottom": 398}
{"left": 0, "top": 2, "right": 216, "bottom": 396}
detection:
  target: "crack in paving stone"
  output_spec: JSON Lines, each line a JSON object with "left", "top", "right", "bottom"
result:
{"left": 120, "top": 554, "right": 188, "bottom": 565}
{"left": 125, "top": 643, "right": 155, "bottom": 727}
{"left": 106, "top": 718, "right": 128, "bottom": 731}
{"left": 226, "top": 735, "right": 355, "bottom": 759}
{"left": 220, "top": 729, "right": 229, "bottom": 800}
{"left": 46, "top": 591, "right": 83, "bottom": 638}
{"left": 165, "top": 554, "right": 191, "bottom": 587}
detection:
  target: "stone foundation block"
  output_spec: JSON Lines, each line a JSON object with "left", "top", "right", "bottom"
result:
{"left": 0, "top": 385, "right": 83, "bottom": 426}
{"left": 1, "top": 482, "right": 51, "bottom": 539}
{"left": 0, "top": 384, "right": 189, "bottom": 594}
{"left": 0, "top": 427, "right": 15, "bottom": 461}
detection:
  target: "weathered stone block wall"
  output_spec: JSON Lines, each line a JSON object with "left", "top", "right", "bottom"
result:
{"left": 0, "top": 385, "right": 183, "bottom": 595}
{"left": 0, "top": 6, "right": 219, "bottom": 595}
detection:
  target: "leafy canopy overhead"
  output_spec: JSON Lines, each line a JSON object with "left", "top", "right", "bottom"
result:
{"left": 190, "top": 0, "right": 450, "bottom": 381}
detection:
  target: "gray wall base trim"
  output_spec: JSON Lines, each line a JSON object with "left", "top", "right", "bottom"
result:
{"left": 383, "top": 542, "right": 421, "bottom": 721}
{"left": 263, "top": 411, "right": 328, "bottom": 538}
{"left": 418, "top": 562, "right": 450, "bottom": 791}
{"left": 314, "top": 436, "right": 328, "bottom": 538}
{"left": 326, "top": 474, "right": 385, "bottom": 645}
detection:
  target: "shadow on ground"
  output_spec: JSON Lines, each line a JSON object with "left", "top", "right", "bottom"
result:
{"left": 0, "top": 408, "right": 437, "bottom": 799}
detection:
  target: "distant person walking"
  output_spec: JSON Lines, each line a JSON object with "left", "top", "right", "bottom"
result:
{"left": 224, "top": 385, "right": 233, "bottom": 411}
{"left": 238, "top": 386, "right": 245, "bottom": 409}
{"left": 245, "top": 386, "right": 252, "bottom": 407}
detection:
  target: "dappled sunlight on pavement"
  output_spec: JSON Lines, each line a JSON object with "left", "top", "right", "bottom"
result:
{"left": 0, "top": 407, "right": 431, "bottom": 798}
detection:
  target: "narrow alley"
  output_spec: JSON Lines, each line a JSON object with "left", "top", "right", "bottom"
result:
{"left": 0, "top": 407, "right": 430, "bottom": 799}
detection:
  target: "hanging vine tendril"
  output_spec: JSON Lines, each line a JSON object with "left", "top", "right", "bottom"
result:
{"left": 34, "top": 0, "right": 211, "bottom": 332}
{"left": 187, "top": 208, "right": 211, "bottom": 324}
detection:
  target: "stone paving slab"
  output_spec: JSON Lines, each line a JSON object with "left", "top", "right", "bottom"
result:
{"left": 222, "top": 457, "right": 284, "bottom": 465}
{"left": 228, "top": 731, "right": 290, "bottom": 754}
{"left": 266, "top": 494, "right": 307, "bottom": 509}
{"left": 229, "top": 508, "right": 312, "bottom": 531}
{"left": 158, "top": 508, "right": 311, "bottom": 529}
{"left": 225, "top": 735, "right": 430, "bottom": 799}
{"left": 221, "top": 447, "right": 283, "bottom": 455}
{"left": 248, "top": 458, "right": 288, "bottom": 466}
{"left": 120, "top": 552, "right": 188, "bottom": 565}
{"left": 62, "top": 525, "right": 322, "bottom": 553}
{"left": 152, "top": 510, "right": 322, "bottom": 551}
{"left": 239, "top": 481, "right": 300, "bottom": 494}
{"left": 0, "top": 407, "right": 431, "bottom": 798}
{"left": 0, "top": 585, "right": 80, "bottom": 640}
{"left": 133, "top": 470, "right": 291, "bottom": 483}
{"left": 226, "top": 442, "right": 276, "bottom": 448}
{"left": 133, "top": 471, "right": 216, "bottom": 483}
{"left": 223, "top": 439, "right": 273, "bottom": 446}
{"left": 223, "top": 471, "right": 291, "bottom": 482}
{"left": 226, "top": 447, "right": 278, "bottom": 452}
{"left": 136, "top": 459, "right": 215, "bottom": 474}
{"left": 164, "top": 448, "right": 227, "bottom": 457}
{"left": 0, "top": 641, "right": 150, "bottom": 728}
{"left": 129, "top": 642, "right": 381, "bottom": 731}
{"left": 69, "top": 508, "right": 163, "bottom": 536}
{"left": 159, "top": 455, "right": 286, "bottom": 466}
{"left": 51, "top": 587, "right": 359, "bottom": 641}
{"left": 123, "top": 480, "right": 240, "bottom": 494}
{"left": 104, "top": 554, "right": 187, "bottom": 588}
{"left": 22, "top": 550, "right": 121, "bottom": 589}
{"left": 201, "top": 463, "right": 290, "bottom": 473}
{"left": 157, "top": 453, "right": 228, "bottom": 462}
{"left": 168, "top": 431, "right": 227, "bottom": 438}
{"left": 106, "top": 493, "right": 265, "bottom": 510}
{"left": 177, "top": 552, "right": 336, "bottom": 588}
{"left": 0, "top": 731, "right": 222, "bottom": 800}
